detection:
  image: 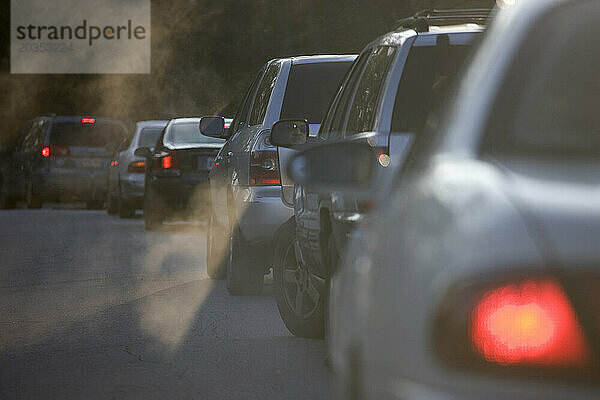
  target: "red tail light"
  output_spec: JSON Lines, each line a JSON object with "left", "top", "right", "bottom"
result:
{"left": 471, "top": 279, "right": 589, "bottom": 367}
{"left": 250, "top": 130, "right": 280, "bottom": 186}
{"left": 153, "top": 150, "right": 179, "bottom": 170}
{"left": 128, "top": 160, "right": 146, "bottom": 173}
{"left": 42, "top": 145, "right": 70, "bottom": 157}
{"left": 250, "top": 149, "right": 280, "bottom": 185}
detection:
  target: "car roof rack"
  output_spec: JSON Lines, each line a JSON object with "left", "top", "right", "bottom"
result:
{"left": 396, "top": 9, "right": 492, "bottom": 33}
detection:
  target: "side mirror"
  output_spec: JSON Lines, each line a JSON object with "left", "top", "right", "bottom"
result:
{"left": 134, "top": 147, "right": 152, "bottom": 159}
{"left": 199, "top": 116, "right": 225, "bottom": 138}
{"left": 270, "top": 119, "right": 309, "bottom": 148}
{"left": 288, "top": 142, "right": 376, "bottom": 189}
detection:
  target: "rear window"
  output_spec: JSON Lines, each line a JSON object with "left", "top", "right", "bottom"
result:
{"left": 280, "top": 61, "right": 353, "bottom": 124}
{"left": 138, "top": 127, "right": 164, "bottom": 148}
{"left": 391, "top": 43, "right": 472, "bottom": 134}
{"left": 49, "top": 121, "right": 127, "bottom": 148}
{"left": 168, "top": 123, "right": 226, "bottom": 145}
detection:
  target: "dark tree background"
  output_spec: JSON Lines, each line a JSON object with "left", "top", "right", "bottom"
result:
{"left": 0, "top": 0, "right": 494, "bottom": 142}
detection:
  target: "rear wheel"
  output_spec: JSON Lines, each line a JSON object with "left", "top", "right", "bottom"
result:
{"left": 0, "top": 183, "right": 16, "bottom": 209}
{"left": 274, "top": 220, "right": 325, "bottom": 338}
{"left": 26, "top": 179, "right": 42, "bottom": 209}
{"left": 86, "top": 200, "right": 104, "bottom": 210}
{"left": 106, "top": 184, "right": 118, "bottom": 214}
{"left": 206, "top": 212, "right": 227, "bottom": 279}
{"left": 118, "top": 193, "right": 136, "bottom": 218}
{"left": 143, "top": 189, "right": 163, "bottom": 230}
{"left": 226, "top": 226, "right": 264, "bottom": 295}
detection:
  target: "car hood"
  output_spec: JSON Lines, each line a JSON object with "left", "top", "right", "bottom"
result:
{"left": 499, "top": 156, "right": 600, "bottom": 267}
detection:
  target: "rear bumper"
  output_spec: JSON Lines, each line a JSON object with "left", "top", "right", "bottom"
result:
{"left": 148, "top": 172, "right": 211, "bottom": 213}
{"left": 120, "top": 172, "right": 145, "bottom": 207}
{"left": 34, "top": 168, "right": 107, "bottom": 201}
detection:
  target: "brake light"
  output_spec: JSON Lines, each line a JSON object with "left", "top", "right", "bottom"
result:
{"left": 250, "top": 130, "right": 280, "bottom": 186}
{"left": 162, "top": 155, "right": 172, "bottom": 169}
{"left": 128, "top": 160, "right": 146, "bottom": 173}
{"left": 82, "top": 118, "right": 96, "bottom": 124}
{"left": 470, "top": 279, "right": 589, "bottom": 367}
{"left": 250, "top": 149, "right": 280, "bottom": 185}
{"left": 42, "top": 145, "right": 70, "bottom": 157}
{"left": 153, "top": 150, "right": 179, "bottom": 170}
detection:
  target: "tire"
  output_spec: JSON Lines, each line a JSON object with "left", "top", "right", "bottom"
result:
{"left": 226, "top": 226, "right": 264, "bottom": 295}
{"left": 0, "top": 183, "right": 16, "bottom": 209}
{"left": 86, "top": 200, "right": 104, "bottom": 210}
{"left": 143, "top": 189, "right": 163, "bottom": 230}
{"left": 206, "top": 212, "right": 227, "bottom": 279}
{"left": 118, "top": 194, "right": 136, "bottom": 218}
{"left": 273, "top": 219, "right": 325, "bottom": 338}
{"left": 26, "top": 179, "right": 42, "bottom": 209}
{"left": 106, "top": 191, "right": 118, "bottom": 215}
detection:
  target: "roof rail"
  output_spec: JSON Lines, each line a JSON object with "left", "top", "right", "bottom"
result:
{"left": 396, "top": 8, "right": 492, "bottom": 33}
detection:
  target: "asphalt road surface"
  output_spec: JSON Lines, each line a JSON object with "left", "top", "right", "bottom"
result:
{"left": 0, "top": 206, "right": 330, "bottom": 400}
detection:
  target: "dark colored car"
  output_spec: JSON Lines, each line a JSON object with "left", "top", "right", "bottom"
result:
{"left": 270, "top": 10, "right": 487, "bottom": 337}
{"left": 199, "top": 55, "right": 356, "bottom": 296}
{"left": 138, "top": 117, "right": 226, "bottom": 230}
{"left": 0, "top": 115, "right": 127, "bottom": 209}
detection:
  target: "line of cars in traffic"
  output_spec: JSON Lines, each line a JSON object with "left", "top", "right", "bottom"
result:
{"left": 199, "top": 2, "right": 600, "bottom": 399}
{"left": 0, "top": 1, "right": 598, "bottom": 398}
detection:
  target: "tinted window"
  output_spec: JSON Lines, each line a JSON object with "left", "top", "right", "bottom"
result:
{"left": 391, "top": 42, "right": 472, "bottom": 135}
{"left": 138, "top": 127, "right": 164, "bottom": 148}
{"left": 321, "top": 53, "right": 370, "bottom": 141}
{"left": 345, "top": 46, "right": 397, "bottom": 136}
{"left": 280, "top": 61, "right": 353, "bottom": 124}
{"left": 249, "top": 62, "right": 281, "bottom": 125}
{"left": 481, "top": 3, "right": 600, "bottom": 158}
{"left": 232, "top": 68, "right": 265, "bottom": 133}
{"left": 168, "top": 123, "right": 226, "bottom": 145}
{"left": 49, "top": 121, "right": 126, "bottom": 148}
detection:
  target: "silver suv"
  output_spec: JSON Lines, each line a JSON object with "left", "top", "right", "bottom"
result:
{"left": 200, "top": 55, "right": 356, "bottom": 295}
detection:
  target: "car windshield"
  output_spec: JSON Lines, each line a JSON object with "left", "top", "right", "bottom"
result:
{"left": 138, "top": 127, "right": 164, "bottom": 148}
{"left": 168, "top": 123, "right": 226, "bottom": 145}
{"left": 280, "top": 61, "right": 353, "bottom": 124}
{"left": 49, "top": 121, "right": 127, "bottom": 147}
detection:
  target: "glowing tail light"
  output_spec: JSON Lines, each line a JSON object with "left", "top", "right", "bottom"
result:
{"left": 250, "top": 130, "right": 280, "bottom": 186}
{"left": 81, "top": 118, "right": 96, "bottom": 124}
{"left": 127, "top": 160, "right": 146, "bottom": 173}
{"left": 153, "top": 150, "right": 179, "bottom": 171}
{"left": 470, "top": 279, "right": 589, "bottom": 367}
{"left": 42, "top": 145, "right": 70, "bottom": 157}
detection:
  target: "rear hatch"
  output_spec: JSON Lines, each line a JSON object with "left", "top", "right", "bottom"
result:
{"left": 277, "top": 60, "right": 355, "bottom": 205}
{"left": 165, "top": 122, "right": 226, "bottom": 176}
{"left": 47, "top": 118, "right": 127, "bottom": 170}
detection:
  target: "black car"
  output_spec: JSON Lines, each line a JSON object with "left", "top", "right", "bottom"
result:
{"left": 270, "top": 10, "right": 488, "bottom": 337}
{"left": 137, "top": 117, "right": 226, "bottom": 230}
{"left": 0, "top": 115, "right": 127, "bottom": 209}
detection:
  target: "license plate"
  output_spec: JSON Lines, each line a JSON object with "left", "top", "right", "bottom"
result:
{"left": 81, "top": 158, "right": 102, "bottom": 168}
{"left": 198, "top": 156, "right": 214, "bottom": 170}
